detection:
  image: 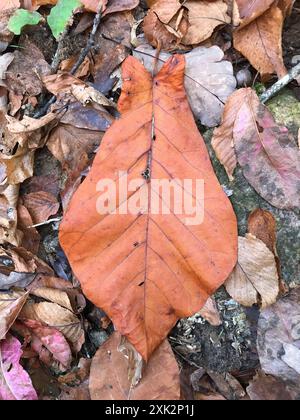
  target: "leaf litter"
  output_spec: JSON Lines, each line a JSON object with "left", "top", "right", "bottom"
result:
{"left": 0, "top": 0, "right": 299, "bottom": 401}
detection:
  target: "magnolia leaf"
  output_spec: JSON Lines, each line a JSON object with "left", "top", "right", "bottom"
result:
{"left": 59, "top": 55, "right": 237, "bottom": 361}
{"left": 8, "top": 9, "right": 42, "bottom": 35}
{"left": 47, "top": 0, "right": 82, "bottom": 40}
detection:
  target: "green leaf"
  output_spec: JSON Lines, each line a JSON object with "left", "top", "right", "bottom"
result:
{"left": 47, "top": 0, "right": 82, "bottom": 40}
{"left": 8, "top": 9, "right": 42, "bottom": 36}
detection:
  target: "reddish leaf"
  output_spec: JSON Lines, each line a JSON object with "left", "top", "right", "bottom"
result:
{"left": 0, "top": 334, "right": 37, "bottom": 400}
{"left": 59, "top": 55, "right": 237, "bottom": 361}
{"left": 233, "top": 89, "right": 300, "bottom": 210}
{"left": 22, "top": 319, "right": 72, "bottom": 370}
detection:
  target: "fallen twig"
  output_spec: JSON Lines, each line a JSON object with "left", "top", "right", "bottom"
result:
{"left": 51, "top": 28, "right": 69, "bottom": 73}
{"left": 260, "top": 62, "right": 300, "bottom": 103}
{"left": 34, "top": 6, "right": 102, "bottom": 118}
{"left": 29, "top": 217, "right": 62, "bottom": 229}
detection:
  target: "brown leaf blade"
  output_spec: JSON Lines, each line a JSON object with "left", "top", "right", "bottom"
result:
{"left": 225, "top": 234, "right": 279, "bottom": 308}
{"left": 89, "top": 332, "right": 180, "bottom": 400}
{"left": 233, "top": 5, "right": 287, "bottom": 78}
{"left": 59, "top": 55, "right": 237, "bottom": 361}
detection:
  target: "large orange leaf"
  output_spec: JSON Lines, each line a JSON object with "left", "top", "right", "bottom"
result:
{"left": 59, "top": 55, "right": 237, "bottom": 361}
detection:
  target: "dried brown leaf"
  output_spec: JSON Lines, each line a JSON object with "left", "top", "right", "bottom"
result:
{"left": 225, "top": 234, "right": 279, "bottom": 308}
{"left": 89, "top": 332, "right": 180, "bottom": 400}
{"left": 0, "top": 290, "right": 28, "bottom": 340}
{"left": 233, "top": 5, "right": 287, "bottom": 78}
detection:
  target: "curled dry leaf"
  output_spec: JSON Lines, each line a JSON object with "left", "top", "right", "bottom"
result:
{"left": 144, "top": 0, "right": 231, "bottom": 48}
{"left": 0, "top": 334, "right": 37, "bottom": 401}
{"left": 0, "top": 272, "right": 35, "bottom": 291}
{"left": 211, "top": 89, "right": 248, "bottom": 180}
{"left": 59, "top": 55, "right": 237, "bottom": 360}
{"left": 225, "top": 234, "right": 279, "bottom": 308}
{"left": 233, "top": 5, "right": 287, "bottom": 78}
{"left": 43, "top": 73, "right": 116, "bottom": 108}
{"left": 103, "top": 0, "right": 139, "bottom": 16}
{"left": 257, "top": 288, "right": 300, "bottom": 388}
{"left": 20, "top": 301, "right": 85, "bottom": 353}
{"left": 134, "top": 45, "right": 236, "bottom": 127}
{"left": 89, "top": 332, "right": 180, "bottom": 400}
{"left": 5, "top": 113, "right": 57, "bottom": 134}
{"left": 233, "top": 89, "right": 300, "bottom": 210}
{"left": 0, "top": 290, "right": 28, "bottom": 340}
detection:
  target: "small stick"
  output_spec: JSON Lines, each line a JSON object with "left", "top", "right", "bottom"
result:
{"left": 260, "top": 62, "right": 300, "bottom": 103}
{"left": 70, "top": 6, "right": 102, "bottom": 75}
{"left": 51, "top": 28, "right": 69, "bottom": 73}
{"left": 34, "top": 6, "right": 102, "bottom": 118}
{"left": 29, "top": 217, "right": 62, "bottom": 229}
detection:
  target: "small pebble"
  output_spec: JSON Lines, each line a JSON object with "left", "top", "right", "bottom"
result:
{"left": 236, "top": 69, "right": 252, "bottom": 87}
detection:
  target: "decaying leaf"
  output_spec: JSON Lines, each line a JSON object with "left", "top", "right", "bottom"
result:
{"left": 59, "top": 55, "right": 237, "bottom": 360}
{"left": 21, "top": 319, "right": 72, "bottom": 371}
{"left": 20, "top": 301, "right": 85, "bottom": 353}
{"left": 89, "top": 332, "right": 180, "bottom": 400}
{"left": 0, "top": 334, "right": 37, "bottom": 400}
{"left": 5, "top": 38, "right": 51, "bottom": 98}
{"left": 0, "top": 290, "right": 28, "bottom": 340}
{"left": 233, "top": 89, "right": 300, "bottom": 210}
{"left": 225, "top": 234, "right": 279, "bottom": 308}
{"left": 247, "top": 371, "right": 296, "bottom": 400}
{"left": 257, "top": 288, "right": 300, "bottom": 388}
{"left": 233, "top": 5, "right": 287, "bottom": 78}
{"left": 134, "top": 45, "right": 237, "bottom": 127}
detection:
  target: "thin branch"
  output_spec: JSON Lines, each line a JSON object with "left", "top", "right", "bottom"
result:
{"left": 51, "top": 28, "right": 69, "bottom": 73}
{"left": 260, "top": 62, "right": 300, "bottom": 103}
{"left": 29, "top": 217, "right": 62, "bottom": 229}
{"left": 34, "top": 6, "right": 102, "bottom": 118}
{"left": 70, "top": 7, "right": 102, "bottom": 75}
